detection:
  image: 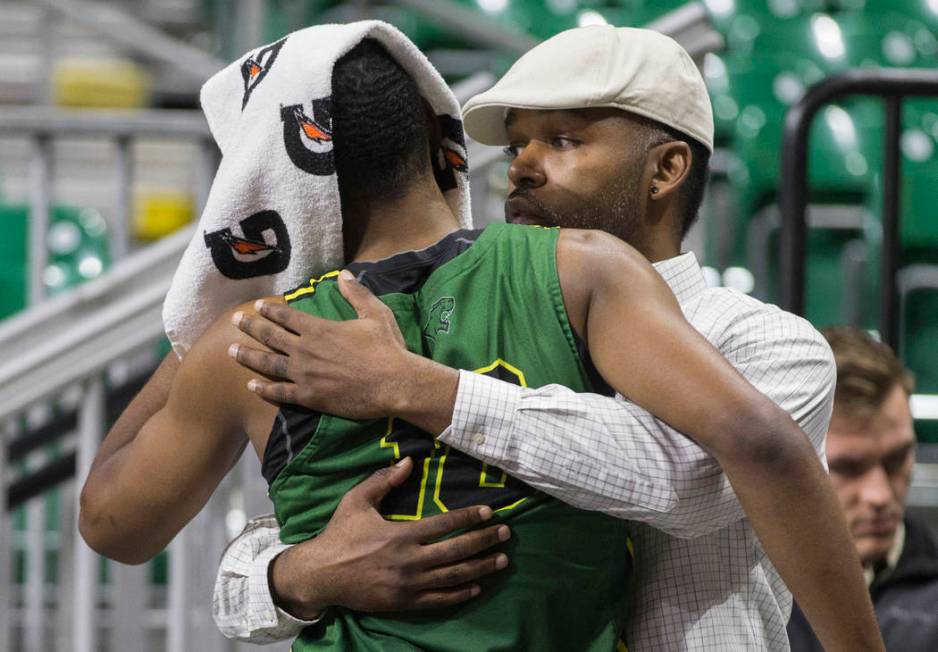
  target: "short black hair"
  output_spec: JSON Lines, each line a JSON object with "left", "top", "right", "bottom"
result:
{"left": 644, "top": 122, "right": 711, "bottom": 239}
{"left": 331, "top": 39, "right": 430, "bottom": 206}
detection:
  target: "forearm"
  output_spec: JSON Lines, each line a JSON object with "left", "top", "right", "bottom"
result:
{"left": 80, "top": 353, "right": 184, "bottom": 560}
{"left": 439, "top": 371, "right": 732, "bottom": 527}
{"left": 80, "top": 423, "right": 246, "bottom": 562}
{"left": 720, "top": 415, "right": 882, "bottom": 652}
{"left": 93, "top": 352, "right": 179, "bottom": 465}
{"left": 269, "top": 541, "right": 333, "bottom": 619}
{"left": 391, "top": 353, "right": 459, "bottom": 435}
{"left": 80, "top": 353, "right": 248, "bottom": 561}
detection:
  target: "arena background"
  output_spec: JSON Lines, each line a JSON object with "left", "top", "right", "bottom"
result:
{"left": 0, "top": 0, "right": 937, "bottom": 650}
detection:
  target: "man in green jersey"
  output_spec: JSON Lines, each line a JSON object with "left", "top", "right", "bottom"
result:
{"left": 81, "top": 35, "right": 881, "bottom": 651}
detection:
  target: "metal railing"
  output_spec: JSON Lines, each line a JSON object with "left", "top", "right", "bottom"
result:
{"left": 0, "top": 108, "right": 223, "bottom": 652}
{"left": 0, "top": 74, "right": 506, "bottom": 652}
{"left": 35, "top": 0, "right": 225, "bottom": 92}
{"left": 778, "top": 68, "right": 938, "bottom": 350}
{"left": 0, "top": 106, "right": 217, "bottom": 304}
{"left": 0, "top": 5, "right": 724, "bottom": 650}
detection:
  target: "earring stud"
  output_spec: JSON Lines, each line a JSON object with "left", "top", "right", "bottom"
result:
{"left": 650, "top": 185, "right": 659, "bottom": 195}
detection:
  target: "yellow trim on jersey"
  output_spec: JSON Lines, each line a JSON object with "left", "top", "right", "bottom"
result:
{"left": 283, "top": 270, "right": 341, "bottom": 302}
{"left": 616, "top": 640, "right": 629, "bottom": 652}
{"left": 384, "top": 456, "right": 432, "bottom": 521}
{"left": 473, "top": 358, "right": 528, "bottom": 387}
{"left": 429, "top": 359, "right": 531, "bottom": 513}
{"left": 494, "top": 497, "right": 527, "bottom": 513}
{"left": 479, "top": 463, "right": 507, "bottom": 488}
{"left": 432, "top": 445, "right": 450, "bottom": 512}
{"left": 380, "top": 417, "right": 434, "bottom": 521}
{"left": 379, "top": 417, "right": 400, "bottom": 459}
{"left": 384, "top": 359, "right": 534, "bottom": 517}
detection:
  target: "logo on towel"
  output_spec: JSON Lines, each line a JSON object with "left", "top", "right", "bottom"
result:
{"left": 204, "top": 210, "right": 292, "bottom": 279}
{"left": 281, "top": 98, "right": 335, "bottom": 176}
{"left": 241, "top": 37, "right": 287, "bottom": 110}
{"left": 434, "top": 115, "right": 468, "bottom": 193}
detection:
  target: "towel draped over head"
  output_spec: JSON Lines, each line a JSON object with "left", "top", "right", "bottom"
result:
{"left": 162, "top": 20, "right": 472, "bottom": 356}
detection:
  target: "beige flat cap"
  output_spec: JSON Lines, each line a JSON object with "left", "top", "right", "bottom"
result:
{"left": 463, "top": 25, "right": 714, "bottom": 152}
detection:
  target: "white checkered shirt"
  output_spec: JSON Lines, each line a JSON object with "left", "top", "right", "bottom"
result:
{"left": 213, "top": 252, "right": 836, "bottom": 651}
{"left": 213, "top": 514, "right": 319, "bottom": 642}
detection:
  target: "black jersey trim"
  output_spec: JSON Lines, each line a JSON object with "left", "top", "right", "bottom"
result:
{"left": 574, "top": 334, "right": 616, "bottom": 398}
{"left": 263, "top": 228, "right": 484, "bottom": 488}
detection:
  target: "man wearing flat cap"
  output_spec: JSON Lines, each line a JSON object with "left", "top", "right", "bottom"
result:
{"left": 215, "top": 26, "right": 873, "bottom": 651}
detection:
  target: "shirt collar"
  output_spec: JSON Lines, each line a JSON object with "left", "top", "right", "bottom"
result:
{"left": 652, "top": 252, "right": 709, "bottom": 304}
{"left": 862, "top": 521, "right": 906, "bottom": 586}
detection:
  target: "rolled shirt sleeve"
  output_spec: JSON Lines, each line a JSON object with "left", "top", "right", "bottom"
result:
{"left": 213, "top": 514, "right": 320, "bottom": 643}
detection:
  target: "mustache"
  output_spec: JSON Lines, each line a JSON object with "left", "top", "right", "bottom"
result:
{"left": 504, "top": 187, "right": 562, "bottom": 224}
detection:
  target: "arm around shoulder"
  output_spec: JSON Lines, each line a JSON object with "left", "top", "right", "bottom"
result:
{"left": 558, "top": 230, "right": 883, "bottom": 651}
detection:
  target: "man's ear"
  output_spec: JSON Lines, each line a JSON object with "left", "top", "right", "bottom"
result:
{"left": 649, "top": 141, "right": 692, "bottom": 201}
{"left": 423, "top": 98, "right": 442, "bottom": 155}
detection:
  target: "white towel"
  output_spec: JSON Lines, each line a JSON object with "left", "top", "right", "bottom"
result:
{"left": 163, "top": 20, "right": 472, "bottom": 356}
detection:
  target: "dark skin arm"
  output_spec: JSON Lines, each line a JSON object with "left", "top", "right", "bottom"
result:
{"left": 272, "top": 457, "right": 509, "bottom": 618}
{"left": 79, "top": 300, "right": 507, "bottom": 616}
{"left": 233, "top": 231, "right": 882, "bottom": 652}
{"left": 79, "top": 308, "right": 260, "bottom": 563}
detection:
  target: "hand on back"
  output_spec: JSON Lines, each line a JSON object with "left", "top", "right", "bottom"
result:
{"left": 270, "top": 457, "right": 510, "bottom": 617}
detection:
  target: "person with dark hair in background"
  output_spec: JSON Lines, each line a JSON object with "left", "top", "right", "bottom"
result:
{"left": 211, "top": 26, "right": 882, "bottom": 652}
{"left": 788, "top": 326, "right": 938, "bottom": 652}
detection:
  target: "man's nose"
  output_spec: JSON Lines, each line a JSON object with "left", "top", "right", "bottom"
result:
{"left": 859, "top": 465, "right": 894, "bottom": 510}
{"left": 507, "top": 143, "right": 547, "bottom": 189}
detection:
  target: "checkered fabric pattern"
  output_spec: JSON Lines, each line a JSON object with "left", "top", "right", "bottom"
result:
{"left": 447, "top": 253, "right": 835, "bottom": 651}
{"left": 213, "top": 514, "right": 320, "bottom": 642}
{"left": 212, "top": 252, "right": 835, "bottom": 651}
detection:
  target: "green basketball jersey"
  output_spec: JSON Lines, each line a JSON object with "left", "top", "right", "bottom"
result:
{"left": 265, "top": 223, "right": 628, "bottom": 651}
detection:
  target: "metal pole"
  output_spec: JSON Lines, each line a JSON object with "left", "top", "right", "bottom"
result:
{"left": 167, "top": 529, "right": 189, "bottom": 652}
{"left": 196, "top": 489, "right": 235, "bottom": 652}
{"left": 238, "top": 0, "right": 266, "bottom": 52}
{"left": 74, "top": 377, "right": 105, "bottom": 652}
{"left": 881, "top": 96, "right": 903, "bottom": 350}
{"left": 29, "top": 136, "right": 53, "bottom": 306}
{"left": 778, "top": 68, "right": 938, "bottom": 318}
{"left": 195, "top": 140, "right": 218, "bottom": 215}
{"left": 111, "top": 562, "right": 147, "bottom": 652}
{"left": 23, "top": 453, "right": 46, "bottom": 652}
{"left": 778, "top": 103, "right": 812, "bottom": 315}
{"left": 0, "top": 422, "right": 11, "bottom": 652}
{"left": 36, "top": 7, "right": 54, "bottom": 107}
{"left": 113, "top": 136, "right": 134, "bottom": 260}
{"left": 55, "top": 483, "right": 77, "bottom": 652}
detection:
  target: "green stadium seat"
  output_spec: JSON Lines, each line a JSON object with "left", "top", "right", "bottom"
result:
{"left": 903, "top": 290, "right": 938, "bottom": 392}
{"left": 900, "top": 286, "right": 938, "bottom": 444}
{"left": 0, "top": 204, "right": 111, "bottom": 320}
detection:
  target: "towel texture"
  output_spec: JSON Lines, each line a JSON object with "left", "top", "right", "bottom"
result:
{"left": 163, "top": 21, "right": 471, "bottom": 356}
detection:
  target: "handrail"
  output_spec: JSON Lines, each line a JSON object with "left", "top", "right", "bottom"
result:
{"left": 1, "top": 106, "right": 215, "bottom": 304}
{"left": 36, "top": 0, "right": 225, "bottom": 84}
{"left": 0, "top": 225, "right": 193, "bottom": 420}
{"left": 0, "top": 106, "right": 210, "bottom": 138}
{"left": 778, "top": 68, "right": 938, "bottom": 350}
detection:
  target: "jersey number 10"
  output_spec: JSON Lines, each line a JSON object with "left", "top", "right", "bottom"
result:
{"left": 379, "top": 360, "right": 534, "bottom": 520}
